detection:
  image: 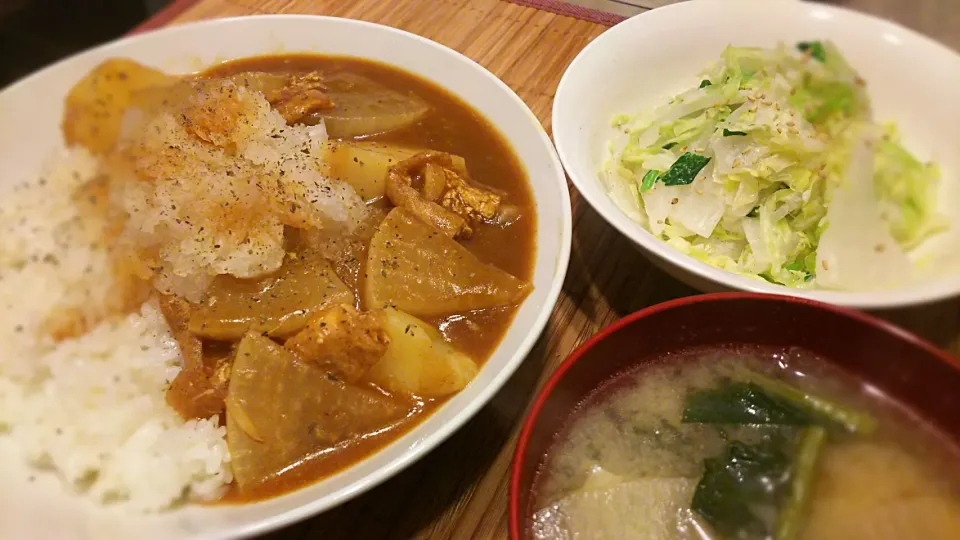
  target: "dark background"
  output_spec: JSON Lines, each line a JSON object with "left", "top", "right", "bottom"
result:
{"left": 0, "top": 0, "right": 169, "bottom": 87}
{"left": 0, "top": 0, "right": 877, "bottom": 90}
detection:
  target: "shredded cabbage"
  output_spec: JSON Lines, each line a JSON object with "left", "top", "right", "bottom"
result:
{"left": 603, "top": 41, "right": 945, "bottom": 289}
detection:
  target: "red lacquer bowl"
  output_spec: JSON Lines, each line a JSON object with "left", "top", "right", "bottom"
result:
{"left": 509, "top": 292, "right": 960, "bottom": 539}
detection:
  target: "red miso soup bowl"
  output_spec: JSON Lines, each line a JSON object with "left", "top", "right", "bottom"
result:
{"left": 509, "top": 292, "right": 960, "bottom": 539}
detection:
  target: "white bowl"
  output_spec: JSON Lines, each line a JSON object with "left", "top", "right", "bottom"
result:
{"left": 553, "top": 0, "right": 960, "bottom": 309}
{"left": 0, "top": 15, "right": 571, "bottom": 540}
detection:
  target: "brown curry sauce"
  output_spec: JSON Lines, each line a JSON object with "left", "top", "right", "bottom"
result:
{"left": 201, "top": 55, "right": 537, "bottom": 503}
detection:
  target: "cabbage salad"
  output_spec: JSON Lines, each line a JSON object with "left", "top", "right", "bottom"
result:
{"left": 603, "top": 41, "right": 946, "bottom": 290}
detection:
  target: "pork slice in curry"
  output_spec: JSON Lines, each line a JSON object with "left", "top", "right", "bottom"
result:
{"left": 62, "top": 53, "right": 536, "bottom": 502}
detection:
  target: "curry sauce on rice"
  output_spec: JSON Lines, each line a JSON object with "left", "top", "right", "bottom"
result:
{"left": 0, "top": 54, "right": 535, "bottom": 509}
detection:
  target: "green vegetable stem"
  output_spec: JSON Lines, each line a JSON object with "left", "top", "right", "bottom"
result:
{"left": 776, "top": 426, "right": 827, "bottom": 540}
{"left": 640, "top": 169, "right": 660, "bottom": 192}
{"left": 747, "top": 371, "right": 879, "bottom": 435}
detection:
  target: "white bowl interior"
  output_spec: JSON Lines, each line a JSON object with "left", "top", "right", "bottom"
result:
{"left": 0, "top": 16, "right": 570, "bottom": 540}
{"left": 553, "top": 0, "right": 960, "bottom": 308}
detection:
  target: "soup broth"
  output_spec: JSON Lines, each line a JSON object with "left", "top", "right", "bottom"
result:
{"left": 531, "top": 346, "right": 960, "bottom": 539}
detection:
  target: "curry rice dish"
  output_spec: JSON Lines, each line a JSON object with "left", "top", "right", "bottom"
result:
{"left": 0, "top": 54, "right": 536, "bottom": 510}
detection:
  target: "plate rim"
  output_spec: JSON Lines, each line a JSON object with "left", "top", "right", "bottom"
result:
{"left": 0, "top": 14, "right": 573, "bottom": 539}
{"left": 552, "top": 0, "right": 960, "bottom": 309}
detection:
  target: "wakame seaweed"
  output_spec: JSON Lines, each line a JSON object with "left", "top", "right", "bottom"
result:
{"left": 682, "top": 373, "right": 878, "bottom": 434}
{"left": 683, "top": 373, "right": 872, "bottom": 538}
{"left": 691, "top": 434, "right": 794, "bottom": 538}
{"left": 682, "top": 381, "right": 812, "bottom": 425}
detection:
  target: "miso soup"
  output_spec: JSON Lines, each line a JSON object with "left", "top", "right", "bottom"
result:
{"left": 530, "top": 346, "right": 960, "bottom": 540}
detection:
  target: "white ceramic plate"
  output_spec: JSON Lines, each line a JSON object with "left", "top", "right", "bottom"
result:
{"left": 0, "top": 15, "right": 571, "bottom": 540}
{"left": 553, "top": 0, "right": 960, "bottom": 309}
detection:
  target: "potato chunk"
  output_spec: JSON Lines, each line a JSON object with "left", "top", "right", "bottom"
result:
{"left": 320, "top": 141, "right": 467, "bottom": 201}
{"left": 364, "top": 208, "right": 531, "bottom": 316}
{"left": 226, "top": 333, "right": 406, "bottom": 490}
{"left": 63, "top": 58, "right": 173, "bottom": 153}
{"left": 285, "top": 304, "right": 389, "bottom": 383}
{"left": 189, "top": 253, "right": 354, "bottom": 340}
{"left": 365, "top": 308, "right": 478, "bottom": 398}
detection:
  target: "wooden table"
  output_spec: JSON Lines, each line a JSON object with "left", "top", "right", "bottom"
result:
{"left": 136, "top": 0, "right": 960, "bottom": 538}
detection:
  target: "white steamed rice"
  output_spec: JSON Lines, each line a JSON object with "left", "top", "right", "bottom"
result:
{"left": 0, "top": 149, "right": 231, "bottom": 512}
{"left": 0, "top": 76, "right": 368, "bottom": 513}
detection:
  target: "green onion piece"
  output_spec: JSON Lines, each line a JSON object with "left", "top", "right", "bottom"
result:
{"left": 747, "top": 371, "right": 878, "bottom": 435}
{"left": 723, "top": 128, "right": 748, "bottom": 137}
{"left": 660, "top": 152, "right": 711, "bottom": 187}
{"left": 797, "top": 41, "right": 827, "bottom": 63}
{"left": 640, "top": 170, "right": 660, "bottom": 192}
{"left": 776, "top": 426, "right": 827, "bottom": 540}
{"left": 700, "top": 79, "right": 712, "bottom": 88}
{"left": 662, "top": 142, "right": 678, "bottom": 150}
